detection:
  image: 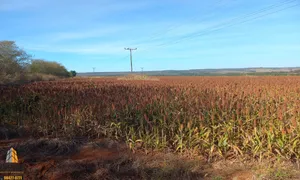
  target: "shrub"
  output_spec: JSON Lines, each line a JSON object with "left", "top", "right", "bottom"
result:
{"left": 29, "top": 59, "right": 70, "bottom": 77}
{"left": 0, "top": 41, "right": 31, "bottom": 83}
{"left": 69, "top": 70, "right": 77, "bottom": 77}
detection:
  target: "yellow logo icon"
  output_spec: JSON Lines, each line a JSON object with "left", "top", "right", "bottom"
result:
{"left": 5, "top": 148, "right": 18, "bottom": 163}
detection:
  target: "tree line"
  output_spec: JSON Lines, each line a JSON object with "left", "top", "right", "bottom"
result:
{"left": 0, "top": 41, "right": 76, "bottom": 84}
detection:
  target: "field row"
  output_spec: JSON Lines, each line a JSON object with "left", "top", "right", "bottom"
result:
{"left": 1, "top": 76, "right": 300, "bottom": 161}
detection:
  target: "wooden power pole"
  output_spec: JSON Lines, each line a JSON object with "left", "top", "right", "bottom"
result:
{"left": 124, "top": 48, "right": 137, "bottom": 72}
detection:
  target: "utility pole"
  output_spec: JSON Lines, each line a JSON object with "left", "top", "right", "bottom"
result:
{"left": 124, "top": 48, "right": 137, "bottom": 72}
{"left": 93, "top": 67, "right": 96, "bottom": 72}
{"left": 141, "top": 67, "right": 144, "bottom": 76}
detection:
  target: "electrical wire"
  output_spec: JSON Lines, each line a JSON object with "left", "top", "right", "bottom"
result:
{"left": 139, "top": 0, "right": 298, "bottom": 51}
{"left": 123, "top": 0, "right": 299, "bottom": 70}
{"left": 132, "top": 0, "right": 231, "bottom": 47}
{"left": 161, "top": 0, "right": 299, "bottom": 47}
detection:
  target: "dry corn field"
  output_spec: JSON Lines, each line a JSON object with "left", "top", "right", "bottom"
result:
{"left": 1, "top": 76, "right": 300, "bottom": 162}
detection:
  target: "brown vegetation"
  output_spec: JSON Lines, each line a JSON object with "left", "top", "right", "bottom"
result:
{"left": 117, "top": 74, "right": 159, "bottom": 81}
{"left": 1, "top": 76, "right": 300, "bottom": 179}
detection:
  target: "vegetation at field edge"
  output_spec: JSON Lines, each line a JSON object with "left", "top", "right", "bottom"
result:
{"left": 0, "top": 40, "right": 76, "bottom": 84}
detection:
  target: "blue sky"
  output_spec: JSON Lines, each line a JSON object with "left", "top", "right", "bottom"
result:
{"left": 0, "top": 0, "right": 299, "bottom": 72}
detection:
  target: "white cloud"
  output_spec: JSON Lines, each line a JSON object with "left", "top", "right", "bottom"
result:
{"left": 43, "top": 25, "right": 132, "bottom": 42}
{"left": 0, "top": 0, "right": 46, "bottom": 11}
{"left": 24, "top": 41, "right": 129, "bottom": 55}
{"left": 0, "top": 0, "right": 151, "bottom": 14}
{"left": 18, "top": 19, "right": 247, "bottom": 55}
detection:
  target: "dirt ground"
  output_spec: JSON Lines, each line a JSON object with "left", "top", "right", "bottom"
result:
{"left": 1, "top": 137, "right": 299, "bottom": 180}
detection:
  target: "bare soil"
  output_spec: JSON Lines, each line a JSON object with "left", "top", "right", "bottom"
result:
{"left": 1, "top": 137, "right": 299, "bottom": 180}
{"left": 0, "top": 126, "right": 299, "bottom": 180}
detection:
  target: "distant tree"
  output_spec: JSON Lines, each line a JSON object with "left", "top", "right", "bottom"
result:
{"left": 29, "top": 59, "right": 70, "bottom": 77}
{"left": 69, "top": 70, "right": 77, "bottom": 77}
{"left": 0, "top": 41, "right": 31, "bottom": 82}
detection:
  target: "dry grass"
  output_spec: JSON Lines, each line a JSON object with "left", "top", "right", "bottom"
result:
{"left": 25, "top": 73, "right": 60, "bottom": 82}
{"left": 117, "top": 74, "right": 159, "bottom": 81}
{"left": 1, "top": 137, "right": 299, "bottom": 179}
{"left": 0, "top": 73, "right": 60, "bottom": 85}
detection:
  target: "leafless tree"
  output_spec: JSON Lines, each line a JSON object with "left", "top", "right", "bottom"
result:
{"left": 0, "top": 41, "right": 31, "bottom": 83}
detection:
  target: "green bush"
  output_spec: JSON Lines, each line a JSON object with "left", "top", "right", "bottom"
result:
{"left": 69, "top": 70, "right": 77, "bottom": 77}
{"left": 0, "top": 40, "right": 74, "bottom": 84}
{"left": 29, "top": 59, "right": 70, "bottom": 77}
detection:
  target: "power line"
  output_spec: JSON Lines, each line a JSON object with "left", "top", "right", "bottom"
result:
{"left": 132, "top": 0, "right": 299, "bottom": 67}
{"left": 168, "top": 0, "right": 299, "bottom": 46}
{"left": 133, "top": 0, "right": 231, "bottom": 47}
{"left": 156, "top": 0, "right": 299, "bottom": 47}
{"left": 119, "top": 0, "right": 298, "bottom": 69}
